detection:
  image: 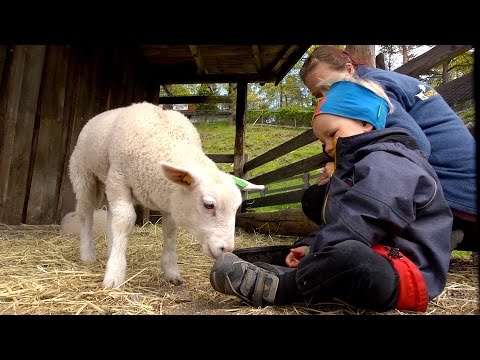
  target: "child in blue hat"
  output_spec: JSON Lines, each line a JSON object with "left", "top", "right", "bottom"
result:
{"left": 210, "top": 78, "right": 453, "bottom": 312}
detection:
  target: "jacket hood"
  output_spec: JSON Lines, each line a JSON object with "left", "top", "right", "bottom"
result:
{"left": 335, "top": 127, "right": 420, "bottom": 170}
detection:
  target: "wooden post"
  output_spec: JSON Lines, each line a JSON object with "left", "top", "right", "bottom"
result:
{"left": 375, "top": 53, "right": 386, "bottom": 69}
{"left": 233, "top": 81, "right": 247, "bottom": 178}
{"left": 228, "top": 83, "right": 236, "bottom": 125}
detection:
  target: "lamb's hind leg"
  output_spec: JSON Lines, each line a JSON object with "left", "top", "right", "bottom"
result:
{"left": 103, "top": 171, "right": 136, "bottom": 288}
{"left": 74, "top": 174, "right": 97, "bottom": 263}
{"left": 161, "top": 213, "right": 183, "bottom": 285}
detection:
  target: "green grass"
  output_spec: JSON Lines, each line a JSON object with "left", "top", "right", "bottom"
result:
{"left": 196, "top": 122, "right": 322, "bottom": 211}
{"left": 196, "top": 122, "right": 322, "bottom": 176}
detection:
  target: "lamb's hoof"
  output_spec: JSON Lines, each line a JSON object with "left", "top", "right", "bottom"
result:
{"left": 102, "top": 277, "right": 122, "bottom": 289}
{"left": 165, "top": 274, "right": 184, "bottom": 285}
{"left": 80, "top": 255, "right": 96, "bottom": 263}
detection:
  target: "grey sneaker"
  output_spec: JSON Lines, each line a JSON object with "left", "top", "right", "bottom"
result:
{"left": 210, "top": 252, "right": 279, "bottom": 307}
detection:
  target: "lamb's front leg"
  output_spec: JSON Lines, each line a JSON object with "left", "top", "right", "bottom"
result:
{"left": 106, "top": 208, "right": 113, "bottom": 257}
{"left": 103, "top": 177, "right": 136, "bottom": 288}
{"left": 161, "top": 213, "right": 183, "bottom": 285}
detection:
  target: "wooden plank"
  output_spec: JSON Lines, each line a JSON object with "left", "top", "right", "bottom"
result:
{"left": 206, "top": 154, "right": 234, "bottom": 163}
{"left": 0, "top": 45, "right": 23, "bottom": 223}
{"left": 0, "top": 45, "right": 7, "bottom": 87}
{"left": 56, "top": 46, "right": 99, "bottom": 222}
{"left": 0, "top": 45, "right": 14, "bottom": 175}
{"left": 394, "top": 45, "right": 472, "bottom": 77}
{"left": 248, "top": 153, "right": 329, "bottom": 185}
{"left": 435, "top": 73, "right": 474, "bottom": 107}
{"left": 55, "top": 46, "right": 82, "bottom": 222}
{"left": 0, "top": 45, "right": 46, "bottom": 224}
{"left": 26, "top": 46, "right": 70, "bottom": 224}
{"left": 233, "top": 82, "right": 247, "bottom": 178}
{"left": 106, "top": 47, "right": 125, "bottom": 109}
{"left": 236, "top": 208, "right": 318, "bottom": 236}
{"left": 242, "top": 189, "right": 305, "bottom": 209}
{"left": 157, "top": 95, "right": 232, "bottom": 104}
{"left": 244, "top": 129, "right": 317, "bottom": 172}
{"left": 133, "top": 52, "right": 156, "bottom": 103}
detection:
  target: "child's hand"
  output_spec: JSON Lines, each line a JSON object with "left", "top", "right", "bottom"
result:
{"left": 316, "top": 162, "right": 334, "bottom": 186}
{"left": 285, "top": 246, "right": 310, "bottom": 268}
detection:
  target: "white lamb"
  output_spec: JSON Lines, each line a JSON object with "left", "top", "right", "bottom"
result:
{"left": 68, "top": 102, "right": 242, "bottom": 288}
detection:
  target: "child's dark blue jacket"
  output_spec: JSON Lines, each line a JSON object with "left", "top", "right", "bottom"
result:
{"left": 295, "top": 127, "right": 452, "bottom": 299}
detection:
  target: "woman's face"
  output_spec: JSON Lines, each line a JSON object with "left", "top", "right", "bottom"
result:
{"left": 303, "top": 62, "right": 354, "bottom": 99}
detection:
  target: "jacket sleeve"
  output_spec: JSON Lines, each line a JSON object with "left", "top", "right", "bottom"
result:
{"left": 294, "top": 149, "right": 438, "bottom": 252}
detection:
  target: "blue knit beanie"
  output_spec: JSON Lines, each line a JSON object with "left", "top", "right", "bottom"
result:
{"left": 312, "top": 80, "right": 390, "bottom": 129}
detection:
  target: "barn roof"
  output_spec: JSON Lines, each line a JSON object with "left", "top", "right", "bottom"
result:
{"left": 141, "top": 45, "right": 310, "bottom": 85}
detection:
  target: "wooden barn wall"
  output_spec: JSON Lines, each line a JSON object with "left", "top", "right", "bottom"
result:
{"left": 0, "top": 45, "right": 46, "bottom": 224}
{"left": 0, "top": 45, "right": 158, "bottom": 225}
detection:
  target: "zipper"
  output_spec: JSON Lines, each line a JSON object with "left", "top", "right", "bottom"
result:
{"left": 321, "top": 137, "right": 339, "bottom": 224}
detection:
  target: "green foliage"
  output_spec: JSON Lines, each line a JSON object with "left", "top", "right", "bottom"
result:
{"left": 247, "top": 106, "right": 313, "bottom": 127}
{"left": 451, "top": 250, "right": 474, "bottom": 258}
{"left": 418, "top": 49, "right": 473, "bottom": 87}
{"left": 196, "top": 84, "right": 218, "bottom": 111}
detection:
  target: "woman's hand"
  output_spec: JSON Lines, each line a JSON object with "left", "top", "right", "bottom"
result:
{"left": 285, "top": 246, "right": 310, "bottom": 268}
{"left": 316, "top": 162, "right": 334, "bottom": 186}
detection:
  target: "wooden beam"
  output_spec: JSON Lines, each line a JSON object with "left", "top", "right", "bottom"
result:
{"left": 435, "top": 73, "right": 474, "bottom": 107}
{"left": 274, "top": 45, "right": 311, "bottom": 86}
{"left": 157, "top": 95, "right": 232, "bottom": 104}
{"left": 242, "top": 189, "right": 305, "bottom": 209}
{"left": 154, "top": 71, "right": 279, "bottom": 84}
{"left": 236, "top": 208, "right": 318, "bottom": 236}
{"left": 252, "top": 45, "right": 263, "bottom": 72}
{"left": 188, "top": 45, "right": 208, "bottom": 74}
{"left": 264, "top": 45, "right": 291, "bottom": 76}
{"left": 207, "top": 154, "right": 234, "bottom": 163}
{"left": 395, "top": 45, "right": 472, "bottom": 77}
{"left": 161, "top": 84, "right": 173, "bottom": 96}
{"left": 244, "top": 129, "right": 318, "bottom": 172}
{"left": 248, "top": 153, "right": 330, "bottom": 185}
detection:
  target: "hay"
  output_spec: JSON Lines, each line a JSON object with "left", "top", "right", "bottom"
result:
{"left": 0, "top": 224, "right": 478, "bottom": 315}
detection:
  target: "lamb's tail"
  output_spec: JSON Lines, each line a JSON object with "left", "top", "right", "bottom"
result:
{"left": 69, "top": 152, "right": 105, "bottom": 211}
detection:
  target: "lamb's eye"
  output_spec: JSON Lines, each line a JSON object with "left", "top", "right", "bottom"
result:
{"left": 204, "top": 201, "right": 215, "bottom": 210}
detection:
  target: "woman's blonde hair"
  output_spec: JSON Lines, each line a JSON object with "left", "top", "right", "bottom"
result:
{"left": 319, "top": 75, "right": 395, "bottom": 114}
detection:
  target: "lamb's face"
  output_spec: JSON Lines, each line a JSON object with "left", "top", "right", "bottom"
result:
{"left": 161, "top": 162, "right": 243, "bottom": 258}
{"left": 173, "top": 179, "right": 242, "bottom": 258}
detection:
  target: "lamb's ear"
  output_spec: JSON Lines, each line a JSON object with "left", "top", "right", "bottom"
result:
{"left": 160, "top": 162, "right": 198, "bottom": 187}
